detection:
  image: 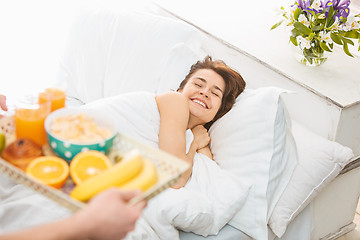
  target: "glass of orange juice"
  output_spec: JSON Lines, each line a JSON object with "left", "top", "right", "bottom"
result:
{"left": 15, "top": 99, "right": 51, "bottom": 146}
{"left": 38, "top": 88, "right": 66, "bottom": 112}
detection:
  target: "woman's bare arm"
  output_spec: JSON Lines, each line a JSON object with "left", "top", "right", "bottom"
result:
{"left": 156, "top": 92, "right": 197, "bottom": 188}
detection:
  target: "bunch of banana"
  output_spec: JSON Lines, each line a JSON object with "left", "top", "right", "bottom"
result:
{"left": 70, "top": 149, "right": 158, "bottom": 202}
{"left": 0, "top": 131, "right": 5, "bottom": 154}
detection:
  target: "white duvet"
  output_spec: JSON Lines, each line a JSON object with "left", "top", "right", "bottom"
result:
{"left": 0, "top": 91, "right": 250, "bottom": 239}
{"left": 82, "top": 92, "right": 251, "bottom": 239}
{"left": 124, "top": 152, "right": 250, "bottom": 240}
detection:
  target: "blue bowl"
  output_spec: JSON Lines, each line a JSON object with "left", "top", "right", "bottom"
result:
{"left": 44, "top": 108, "right": 117, "bottom": 162}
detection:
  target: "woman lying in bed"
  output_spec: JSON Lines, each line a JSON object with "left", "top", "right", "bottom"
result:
{"left": 156, "top": 55, "right": 245, "bottom": 188}
{"left": 0, "top": 56, "right": 245, "bottom": 240}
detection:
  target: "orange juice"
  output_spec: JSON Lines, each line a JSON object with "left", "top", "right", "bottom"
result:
{"left": 38, "top": 88, "right": 66, "bottom": 112}
{"left": 15, "top": 102, "right": 50, "bottom": 146}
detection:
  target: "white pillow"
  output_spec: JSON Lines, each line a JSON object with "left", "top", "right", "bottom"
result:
{"left": 156, "top": 42, "right": 205, "bottom": 94}
{"left": 57, "top": 9, "right": 115, "bottom": 103}
{"left": 57, "top": 10, "right": 205, "bottom": 103}
{"left": 268, "top": 120, "right": 354, "bottom": 238}
{"left": 209, "top": 87, "right": 297, "bottom": 240}
{"left": 102, "top": 12, "right": 205, "bottom": 98}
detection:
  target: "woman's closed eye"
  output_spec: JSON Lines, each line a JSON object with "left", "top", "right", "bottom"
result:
{"left": 211, "top": 91, "right": 219, "bottom": 97}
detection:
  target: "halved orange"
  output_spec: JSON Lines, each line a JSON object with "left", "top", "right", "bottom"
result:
{"left": 26, "top": 156, "right": 69, "bottom": 189}
{"left": 70, "top": 150, "right": 112, "bottom": 185}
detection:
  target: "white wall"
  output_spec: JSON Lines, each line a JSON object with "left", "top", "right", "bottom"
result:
{"left": 1, "top": 0, "right": 358, "bottom": 109}
{"left": 0, "top": 0, "right": 148, "bottom": 108}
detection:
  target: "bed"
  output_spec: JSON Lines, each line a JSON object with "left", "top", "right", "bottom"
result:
{"left": 1, "top": 7, "right": 359, "bottom": 240}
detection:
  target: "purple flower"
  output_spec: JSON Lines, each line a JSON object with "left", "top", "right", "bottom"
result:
{"left": 323, "top": 0, "right": 350, "bottom": 19}
{"left": 297, "top": 0, "right": 312, "bottom": 10}
{"left": 296, "top": 0, "right": 323, "bottom": 15}
{"left": 336, "top": 7, "right": 350, "bottom": 19}
{"left": 329, "top": 0, "right": 350, "bottom": 10}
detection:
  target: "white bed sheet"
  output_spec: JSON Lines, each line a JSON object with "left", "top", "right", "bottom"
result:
{"left": 0, "top": 169, "right": 311, "bottom": 240}
{"left": 179, "top": 203, "right": 312, "bottom": 240}
{"left": 0, "top": 92, "right": 250, "bottom": 239}
{"left": 0, "top": 174, "right": 71, "bottom": 234}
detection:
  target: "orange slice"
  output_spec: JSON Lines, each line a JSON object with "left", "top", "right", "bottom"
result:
{"left": 26, "top": 156, "right": 69, "bottom": 189}
{"left": 70, "top": 150, "right": 112, "bottom": 185}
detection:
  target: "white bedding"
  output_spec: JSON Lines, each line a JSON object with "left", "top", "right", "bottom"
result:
{"left": 179, "top": 203, "right": 312, "bottom": 240}
{"left": 0, "top": 90, "right": 347, "bottom": 240}
{"left": 0, "top": 91, "right": 250, "bottom": 239}
{"left": 82, "top": 92, "right": 251, "bottom": 239}
{"left": 125, "top": 152, "right": 250, "bottom": 240}
{"left": 0, "top": 175, "right": 71, "bottom": 233}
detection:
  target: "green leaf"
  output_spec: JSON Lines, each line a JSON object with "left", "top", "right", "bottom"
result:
{"left": 290, "top": 36, "right": 298, "bottom": 46}
{"left": 309, "top": 33, "right": 316, "bottom": 40}
{"left": 317, "top": 19, "right": 326, "bottom": 27}
{"left": 326, "top": 6, "right": 335, "bottom": 28}
{"left": 271, "top": 20, "right": 284, "bottom": 30}
{"left": 330, "top": 32, "right": 343, "bottom": 45}
{"left": 329, "top": 43, "right": 334, "bottom": 49}
{"left": 312, "top": 25, "right": 322, "bottom": 31}
{"left": 291, "top": 28, "right": 301, "bottom": 37}
{"left": 339, "top": 17, "right": 347, "bottom": 25}
{"left": 342, "top": 37, "right": 354, "bottom": 46}
{"left": 343, "top": 42, "right": 354, "bottom": 57}
{"left": 308, "top": 10, "right": 316, "bottom": 16}
{"left": 294, "top": 22, "right": 313, "bottom": 35}
{"left": 303, "top": 49, "right": 313, "bottom": 64}
{"left": 343, "top": 30, "right": 360, "bottom": 39}
{"left": 294, "top": 8, "right": 301, "bottom": 21}
{"left": 320, "top": 42, "right": 332, "bottom": 52}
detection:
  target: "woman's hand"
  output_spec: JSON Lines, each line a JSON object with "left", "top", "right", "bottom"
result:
{"left": 191, "top": 125, "right": 210, "bottom": 150}
{"left": 191, "top": 125, "right": 213, "bottom": 159}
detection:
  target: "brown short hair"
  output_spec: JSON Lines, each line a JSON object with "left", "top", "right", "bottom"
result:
{"left": 177, "top": 56, "right": 246, "bottom": 129}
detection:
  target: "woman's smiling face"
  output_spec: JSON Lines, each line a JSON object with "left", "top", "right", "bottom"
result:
{"left": 179, "top": 69, "right": 225, "bottom": 125}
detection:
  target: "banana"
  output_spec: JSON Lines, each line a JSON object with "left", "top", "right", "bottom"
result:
{"left": 118, "top": 158, "right": 158, "bottom": 192}
{"left": 70, "top": 149, "right": 143, "bottom": 201}
{"left": 0, "top": 132, "right": 5, "bottom": 154}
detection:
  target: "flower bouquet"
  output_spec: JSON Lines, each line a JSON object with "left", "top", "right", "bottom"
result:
{"left": 271, "top": 0, "right": 360, "bottom": 66}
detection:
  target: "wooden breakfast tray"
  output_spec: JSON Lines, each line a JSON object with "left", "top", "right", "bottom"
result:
{"left": 0, "top": 116, "right": 190, "bottom": 212}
